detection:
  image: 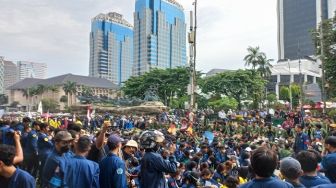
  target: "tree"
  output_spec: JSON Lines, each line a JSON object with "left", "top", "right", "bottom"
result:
{"left": 312, "top": 14, "right": 336, "bottom": 99}
{"left": 257, "top": 56, "right": 274, "bottom": 78}
{"left": 279, "top": 84, "right": 301, "bottom": 107}
{"left": 208, "top": 97, "right": 238, "bottom": 111}
{"left": 200, "top": 69, "right": 266, "bottom": 110}
{"left": 60, "top": 95, "right": 68, "bottom": 103}
{"left": 0, "top": 94, "right": 8, "bottom": 105}
{"left": 41, "top": 98, "right": 59, "bottom": 113}
{"left": 81, "top": 86, "right": 94, "bottom": 97}
{"left": 266, "top": 92, "right": 278, "bottom": 105}
{"left": 244, "top": 46, "right": 266, "bottom": 70}
{"left": 36, "top": 84, "right": 49, "bottom": 99}
{"left": 122, "top": 67, "right": 192, "bottom": 106}
{"left": 63, "top": 81, "right": 77, "bottom": 106}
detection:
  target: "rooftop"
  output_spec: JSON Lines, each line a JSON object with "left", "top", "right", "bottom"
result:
{"left": 93, "top": 12, "right": 133, "bottom": 28}
{"left": 164, "top": 0, "right": 184, "bottom": 10}
{"left": 7, "top": 74, "right": 119, "bottom": 90}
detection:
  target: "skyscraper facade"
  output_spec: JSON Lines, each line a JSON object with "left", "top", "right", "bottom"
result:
{"left": 277, "top": 0, "right": 336, "bottom": 60}
{"left": 89, "top": 12, "right": 133, "bottom": 85}
{"left": 17, "top": 61, "right": 47, "bottom": 80}
{"left": 3, "top": 60, "right": 18, "bottom": 95}
{"left": 0, "top": 57, "right": 4, "bottom": 94}
{"left": 133, "top": 0, "right": 187, "bottom": 76}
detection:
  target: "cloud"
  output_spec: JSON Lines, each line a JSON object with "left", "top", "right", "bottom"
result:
{"left": 0, "top": 0, "right": 277, "bottom": 77}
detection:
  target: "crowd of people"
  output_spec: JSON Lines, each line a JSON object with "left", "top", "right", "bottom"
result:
{"left": 0, "top": 108, "right": 336, "bottom": 188}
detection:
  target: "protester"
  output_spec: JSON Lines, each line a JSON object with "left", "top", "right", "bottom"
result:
{"left": 139, "top": 130, "right": 177, "bottom": 188}
{"left": 296, "top": 151, "right": 331, "bottom": 187}
{"left": 0, "top": 144, "right": 35, "bottom": 188}
{"left": 280, "top": 157, "right": 305, "bottom": 188}
{"left": 240, "top": 147, "right": 294, "bottom": 188}
{"left": 60, "top": 135, "right": 99, "bottom": 188}
{"left": 99, "top": 134, "right": 127, "bottom": 188}
{"left": 321, "top": 136, "right": 336, "bottom": 183}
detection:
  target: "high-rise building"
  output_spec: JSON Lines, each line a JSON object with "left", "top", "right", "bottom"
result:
{"left": 17, "top": 61, "right": 47, "bottom": 80}
{"left": 3, "top": 60, "right": 18, "bottom": 95}
{"left": 0, "top": 57, "right": 4, "bottom": 94}
{"left": 89, "top": 12, "right": 133, "bottom": 85}
{"left": 277, "top": 0, "right": 336, "bottom": 60}
{"left": 133, "top": 0, "right": 187, "bottom": 76}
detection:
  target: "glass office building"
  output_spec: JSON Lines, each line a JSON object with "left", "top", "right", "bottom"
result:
{"left": 89, "top": 12, "right": 133, "bottom": 85}
{"left": 277, "top": 0, "right": 335, "bottom": 60}
{"left": 133, "top": 0, "right": 187, "bottom": 76}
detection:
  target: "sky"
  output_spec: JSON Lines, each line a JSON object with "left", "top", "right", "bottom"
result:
{"left": 0, "top": 0, "right": 278, "bottom": 78}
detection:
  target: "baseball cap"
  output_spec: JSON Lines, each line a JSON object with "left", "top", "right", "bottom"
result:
{"left": 280, "top": 157, "right": 302, "bottom": 179}
{"left": 54, "top": 131, "right": 74, "bottom": 141}
{"left": 107, "top": 134, "right": 124, "bottom": 145}
{"left": 125, "top": 140, "right": 138, "bottom": 149}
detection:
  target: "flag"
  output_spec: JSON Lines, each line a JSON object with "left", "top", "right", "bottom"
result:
{"left": 87, "top": 107, "right": 91, "bottom": 121}
{"left": 37, "top": 101, "right": 43, "bottom": 114}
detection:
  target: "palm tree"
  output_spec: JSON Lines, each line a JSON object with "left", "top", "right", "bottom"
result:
{"left": 49, "top": 85, "right": 59, "bottom": 100}
{"left": 63, "top": 81, "right": 77, "bottom": 106}
{"left": 244, "top": 46, "right": 266, "bottom": 70}
{"left": 257, "top": 56, "right": 274, "bottom": 78}
{"left": 36, "top": 84, "right": 49, "bottom": 99}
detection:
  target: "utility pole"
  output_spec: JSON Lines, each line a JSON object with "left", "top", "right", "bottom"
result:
{"left": 188, "top": 0, "right": 197, "bottom": 110}
{"left": 320, "top": 0, "right": 327, "bottom": 114}
{"left": 288, "top": 59, "right": 293, "bottom": 111}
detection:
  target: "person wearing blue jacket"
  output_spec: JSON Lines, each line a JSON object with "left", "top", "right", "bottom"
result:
{"left": 22, "top": 121, "right": 40, "bottom": 178}
{"left": 139, "top": 130, "right": 177, "bottom": 188}
{"left": 60, "top": 135, "right": 99, "bottom": 188}
{"left": 99, "top": 134, "right": 127, "bottom": 188}
{"left": 37, "top": 123, "right": 53, "bottom": 185}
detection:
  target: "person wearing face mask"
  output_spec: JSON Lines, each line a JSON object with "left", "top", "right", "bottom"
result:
{"left": 139, "top": 130, "right": 177, "bottom": 188}
{"left": 168, "top": 169, "right": 183, "bottom": 188}
{"left": 42, "top": 130, "right": 74, "bottom": 188}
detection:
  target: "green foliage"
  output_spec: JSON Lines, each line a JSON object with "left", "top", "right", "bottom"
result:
{"left": 279, "top": 84, "right": 301, "bottom": 107}
{"left": 267, "top": 92, "right": 277, "bottom": 104}
{"left": 60, "top": 95, "right": 68, "bottom": 103}
{"left": 328, "top": 109, "right": 336, "bottom": 118}
{"left": 208, "top": 97, "right": 238, "bottom": 111}
{"left": 81, "top": 86, "right": 93, "bottom": 97}
{"left": 63, "top": 81, "right": 77, "bottom": 95}
{"left": 10, "top": 101, "right": 19, "bottom": 108}
{"left": 122, "top": 67, "right": 193, "bottom": 106}
{"left": 312, "top": 15, "right": 336, "bottom": 99}
{"left": 200, "top": 69, "right": 266, "bottom": 110}
{"left": 244, "top": 46, "right": 273, "bottom": 78}
{"left": 41, "top": 98, "right": 59, "bottom": 113}
{"left": 0, "top": 94, "right": 8, "bottom": 105}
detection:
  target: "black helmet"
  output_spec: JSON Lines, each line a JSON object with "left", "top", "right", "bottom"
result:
{"left": 139, "top": 130, "right": 165, "bottom": 149}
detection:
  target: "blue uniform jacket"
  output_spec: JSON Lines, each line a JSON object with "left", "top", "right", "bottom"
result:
{"left": 294, "top": 132, "right": 309, "bottom": 153}
{"left": 139, "top": 152, "right": 177, "bottom": 188}
{"left": 99, "top": 153, "right": 127, "bottom": 188}
{"left": 321, "top": 152, "right": 336, "bottom": 183}
{"left": 240, "top": 177, "right": 294, "bottom": 188}
{"left": 24, "top": 130, "right": 38, "bottom": 155}
{"left": 60, "top": 155, "right": 100, "bottom": 188}
{"left": 0, "top": 168, "right": 36, "bottom": 188}
{"left": 42, "top": 148, "right": 73, "bottom": 187}
{"left": 37, "top": 132, "right": 53, "bottom": 161}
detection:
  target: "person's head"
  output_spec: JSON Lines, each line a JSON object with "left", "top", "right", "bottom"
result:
{"left": 199, "top": 162, "right": 209, "bottom": 172}
{"left": 186, "top": 161, "right": 198, "bottom": 171}
{"left": 184, "top": 171, "right": 200, "bottom": 186}
{"left": 250, "top": 147, "right": 278, "bottom": 178}
{"left": 201, "top": 169, "right": 212, "bottom": 180}
{"left": 295, "top": 151, "right": 318, "bottom": 173}
{"left": 324, "top": 136, "right": 336, "bottom": 153}
{"left": 54, "top": 131, "right": 74, "bottom": 154}
{"left": 280, "top": 157, "right": 303, "bottom": 180}
{"left": 124, "top": 140, "right": 138, "bottom": 155}
{"left": 295, "top": 124, "right": 304, "bottom": 133}
{"left": 32, "top": 121, "right": 41, "bottom": 131}
{"left": 217, "top": 163, "right": 226, "bottom": 175}
{"left": 75, "top": 136, "right": 92, "bottom": 156}
{"left": 139, "top": 130, "right": 165, "bottom": 152}
{"left": 39, "top": 123, "right": 49, "bottom": 133}
{"left": 107, "top": 134, "right": 123, "bottom": 151}
{"left": 22, "top": 117, "right": 31, "bottom": 127}
{"left": 315, "top": 124, "right": 322, "bottom": 130}
{"left": 0, "top": 144, "right": 15, "bottom": 173}
{"left": 225, "top": 176, "right": 239, "bottom": 188}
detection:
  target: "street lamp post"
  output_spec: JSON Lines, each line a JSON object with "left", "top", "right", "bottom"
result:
{"left": 320, "top": 0, "right": 327, "bottom": 114}
{"left": 188, "top": 0, "right": 197, "bottom": 110}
